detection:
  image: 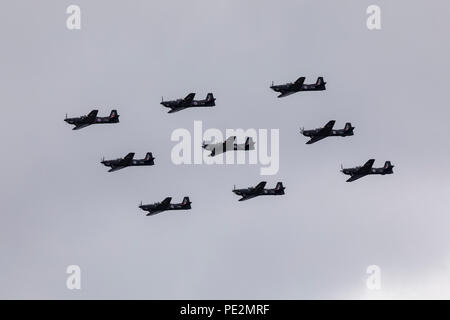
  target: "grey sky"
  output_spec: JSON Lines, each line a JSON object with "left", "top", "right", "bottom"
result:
{"left": 1, "top": 0, "right": 450, "bottom": 299}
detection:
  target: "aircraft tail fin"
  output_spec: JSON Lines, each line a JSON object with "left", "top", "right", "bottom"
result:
{"left": 205, "top": 93, "right": 216, "bottom": 106}
{"left": 145, "top": 152, "right": 155, "bottom": 162}
{"left": 182, "top": 197, "right": 192, "bottom": 208}
{"left": 344, "top": 122, "right": 354, "bottom": 134}
{"left": 384, "top": 161, "right": 394, "bottom": 171}
{"left": 244, "top": 137, "right": 255, "bottom": 150}
{"left": 275, "top": 182, "right": 285, "bottom": 194}
{"left": 245, "top": 137, "right": 255, "bottom": 146}
{"left": 316, "top": 77, "right": 325, "bottom": 86}
{"left": 109, "top": 109, "right": 119, "bottom": 119}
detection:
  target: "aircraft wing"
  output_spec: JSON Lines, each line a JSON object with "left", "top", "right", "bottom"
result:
{"left": 146, "top": 209, "right": 164, "bottom": 216}
{"left": 346, "top": 174, "right": 367, "bottom": 182}
{"left": 324, "top": 120, "right": 336, "bottom": 130}
{"left": 293, "top": 76, "right": 306, "bottom": 88}
{"left": 238, "top": 194, "right": 259, "bottom": 201}
{"left": 209, "top": 146, "right": 227, "bottom": 157}
{"left": 237, "top": 182, "right": 266, "bottom": 201}
{"left": 87, "top": 110, "right": 99, "bottom": 120}
{"left": 224, "top": 136, "right": 236, "bottom": 149}
{"left": 362, "top": 159, "right": 375, "bottom": 170}
{"left": 277, "top": 91, "right": 295, "bottom": 98}
{"left": 254, "top": 181, "right": 267, "bottom": 193}
{"left": 160, "top": 197, "right": 172, "bottom": 207}
{"left": 226, "top": 136, "right": 236, "bottom": 144}
{"left": 168, "top": 106, "right": 188, "bottom": 113}
{"left": 312, "top": 120, "right": 335, "bottom": 138}
{"left": 184, "top": 93, "right": 196, "bottom": 104}
{"left": 108, "top": 166, "right": 126, "bottom": 172}
{"left": 118, "top": 152, "right": 134, "bottom": 166}
{"left": 73, "top": 123, "right": 92, "bottom": 130}
{"left": 147, "top": 197, "right": 172, "bottom": 213}
{"left": 306, "top": 135, "right": 327, "bottom": 144}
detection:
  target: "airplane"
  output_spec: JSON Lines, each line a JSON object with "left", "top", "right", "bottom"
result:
{"left": 270, "top": 76, "right": 326, "bottom": 98}
{"left": 139, "top": 197, "right": 192, "bottom": 216}
{"left": 301, "top": 120, "right": 354, "bottom": 144}
{"left": 232, "top": 181, "right": 285, "bottom": 201}
{"left": 160, "top": 93, "right": 216, "bottom": 113}
{"left": 101, "top": 152, "right": 155, "bottom": 172}
{"left": 202, "top": 136, "right": 255, "bottom": 157}
{"left": 64, "top": 110, "right": 119, "bottom": 130}
{"left": 341, "top": 159, "right": 394, "bottom": 182}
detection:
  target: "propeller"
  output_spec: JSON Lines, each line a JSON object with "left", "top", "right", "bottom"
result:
{"left": 161, "top": 96, "right": 164, "bottom": 102}
{"left": 233, "top": 184, "right": 236, "bottom": 191}
{"left": 139, "top": 201, "right": 142, "bottom": 207}
{"left": 340, "top": 164, "right": 344, "bottom": 172}
{"left": 65, "top": 113, "right": 67, "bottom": 119}
{"left": 300, "top": 127, "right": 304, "bottom": 134}
{"left": 271, "top": 81, "right": 274, "bottom": 87}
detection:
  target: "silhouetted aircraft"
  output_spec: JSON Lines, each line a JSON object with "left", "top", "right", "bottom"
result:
{"left": 101, "top": 152, "right": 155, "bottom": 172}
{"left": 233, "top": 181, "right": 285, "bottom": 201}
{"left": 202, "top": 136, "right": 255, "bottom": 157}
{"left": 270, "top": 77, "right": 326, "bottom": 97}
{"left": 161, "top": 93, "right": 215, "bottom": 113}
{"left": 301, "top": 120, "right": 354, "bottom": 144}
{"left": 139, "top": 197, "right": 192, "bottom": 216}
{"left": 341, "top": 159, "right": 394, "bottom": 182}
{"left": 64, "top": 110, "right": 119, "bottom": 130}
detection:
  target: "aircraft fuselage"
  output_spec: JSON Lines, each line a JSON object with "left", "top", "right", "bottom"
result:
{"left": 302, "top": 128, "right": 353, "bottom": 138}
{"left": 139, "top": 197, "right": 192, "bottom": 216}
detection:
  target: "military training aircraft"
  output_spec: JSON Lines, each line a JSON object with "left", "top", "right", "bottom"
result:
{"left": 341, "top": 159, "right": 394, "bottom": 182}
{"left": 270, "top": 76, "right": 326, "bottom": 97}
{"left": 160, "top": 93, "right": 216, "bottom": 113}
{"left": 202, "top": 136, "right": 255, "bottom": 157}
{"left": 232, "top": 181, "right": 285, "bottom": 201}
{"left": 64, "top": 110, "right": 119, "bottom": 130}
{"left": 139, "top": 197, "right": 192, "bottom": 216}
{"left": 301, "top": 120, "right": 354, "bottom": 144}
{"left": 101, "top": 152, "right": 155, "bottom": 172}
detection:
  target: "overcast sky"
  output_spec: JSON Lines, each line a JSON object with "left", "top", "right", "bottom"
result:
{"left": 1, "top": 0, "right": 450, "bottom": 299}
